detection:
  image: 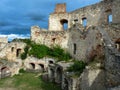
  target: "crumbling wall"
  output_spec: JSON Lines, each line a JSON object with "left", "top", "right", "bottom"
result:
{"left": 97, "top": 25, "right": 120, "bottom": 89}
{"left": 0, "top": 42, "right": 26, "bottom": 61}
{"left": 49, "top": 3, "right": 70, "bottom": 31}
{"left": 0, "top": 37, "right": 8, "bottom": 43}
{"left": 24, "top": 56, "right": 55, "bottom": 72}
{"left": 68, "top": 24, "right": 103, "bottom": 62}
{"left": 31, "top": 26, "right": 69, "bottom": 48}
{"left": 70, "top": 3, "right": 103, "bottom": 27}
{"left": 80, "top": 68, "right": 106, "bottom": 90}
{"left": 112, "top": 0, "right": 120, "bottom": 23}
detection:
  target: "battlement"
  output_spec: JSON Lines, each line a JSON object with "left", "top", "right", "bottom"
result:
{"left": 54, "top": 3, "right": 66, "bottom": 14}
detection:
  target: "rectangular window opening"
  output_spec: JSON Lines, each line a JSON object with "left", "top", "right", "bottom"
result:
{"left": 73, "top": 43, "right": 77, "bottom": 54}
{"left": 108, "top": 14, "right": 112, "bottom": 23}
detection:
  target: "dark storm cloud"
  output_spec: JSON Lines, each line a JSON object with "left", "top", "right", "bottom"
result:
{"left": 0, "top": 21, "right": 12, "bottom": 27}
{"left": 0, "top": 0, "right": 100, "bottom": 41}
{"left": 26, "top": 13, "right": 47, "bottom": 22}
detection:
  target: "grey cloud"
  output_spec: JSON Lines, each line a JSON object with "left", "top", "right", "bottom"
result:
{"left": 26, "top": 13, "right": 47, "bottom": 22}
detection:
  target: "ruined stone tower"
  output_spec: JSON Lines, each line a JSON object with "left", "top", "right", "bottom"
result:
{"left": 49, "top": 3, "right": 70, "bottom": 31}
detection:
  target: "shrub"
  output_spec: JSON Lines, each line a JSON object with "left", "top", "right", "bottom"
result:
{"left": 21, "top": 46, "right": 29, "bottom": 60}
{"left": 48, "top": 46, "right": 71, "bottom": 61}
{"left": 19, "top": 69, "right": 26, "bottom": 73}
{"left": 67, "top": 61, "right": 86, "bottom": 76}
{"left": 20, "top": 39, "right": 71, "bottom": 61}
{"left": 29, "top": 44, "right": 50, "bottom": 59}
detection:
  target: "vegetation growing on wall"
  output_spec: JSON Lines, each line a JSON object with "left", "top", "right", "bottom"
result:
{"left": 67, "top": 61, "right": 86, "bottom": 76}
{"left": 20, "top": 39, "right": 71, "bottom": 61}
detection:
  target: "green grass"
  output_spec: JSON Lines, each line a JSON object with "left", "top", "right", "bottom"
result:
{"left": 0, "top": 72, "right": 61, "bottom": 90}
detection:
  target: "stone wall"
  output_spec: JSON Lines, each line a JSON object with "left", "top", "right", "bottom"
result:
{"left": 112, "top": 0, "right": 120, "bottom": 23}
{"left": 24, "top": 57, "right": 55, "bottom": 72}
{"left": 97, "top": 25, "right": 120, "bottom": 89}
{"left": 0, "top": 37, "right": 8, "bottom": 43}
{"left": 68, "top": 24, "right": 103, "bottom": 62}
{"left": 31, "top": 26, "right": 69, "bottom": 48}
{"left": 0, "top": 41, "right": 26, "bottom": 61}
{"left": 49, "top": 13, "right": 70, "bottom": 31}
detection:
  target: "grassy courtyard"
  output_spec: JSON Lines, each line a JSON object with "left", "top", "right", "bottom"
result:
{"left": 0, "top": 72, "right": 61, "bottom": 90}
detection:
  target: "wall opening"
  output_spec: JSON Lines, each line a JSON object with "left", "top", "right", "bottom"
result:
{"left": 108, "top": 14, "right": 112, "bottom": 23}
{"left": 49, "top": 60, "right": 54, "bottom": 64}
{"left": 60, "top": 19, "right": 68, "bottom": 30}
{"left": 82, "top": 17, "right": 87, "bottom": 27}
{"left": 74, "top": 19, "right": 78, "bottom": 24}
{"left": 49, "top": 69, "right": 55, "bottom": 82}
{"left": 52, "top": 38, "right": 56, "bottom": 43}
{"left": 73, "top": 43, "right": 77, "bottom": 54}
{"left": 11, "top": 47, "right": 14, "bottom": 52}
{"left": 115, "top": 38, "right": 120, "bottom": 51}
{"left": 38, "top": 64, "right": 44, "bottom": 72}
{"left": 106, "top": 9, "right": 112, "bottom": 23}
{"left": 1, "top": 67, "right": 11, "bottom": 78}
{"left": 16, "top": 49, "right": 21, "bottom": 57}
{"left": 56, "top": 67, "right": 62, "bottom": 84}
{"left": 29, "top": 63, "right": 35, "bottom": 69}
{"left": 64, "top": 78, "right": 69, "bottom": 90}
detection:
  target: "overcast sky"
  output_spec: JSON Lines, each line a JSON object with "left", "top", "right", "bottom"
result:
{"left": 0, "top": 0, "right": 100, "bottom": 41}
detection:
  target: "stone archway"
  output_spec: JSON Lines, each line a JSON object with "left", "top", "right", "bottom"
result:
{"left": 36, "top": 64, "right": 44, "bottom": 72}
{"left": 60, "top": 19, "right": 68, "bottom": 30}
{"left": 55, "top": 67, "right": 62, "bottom": 84}
{"left": 29, "top": 63, "right": 35, "bottom": 70}
{"left": 49, "top": 68, "right": 55, "bottom": 82}
{"left": 1, "top": 67, "right": 11, "bottom": 78}
{"left": 64, "top": 78, "right": 69, "bottom": 90}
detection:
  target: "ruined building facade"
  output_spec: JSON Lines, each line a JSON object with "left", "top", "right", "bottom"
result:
{"left": 31, "top": 0, "right": 120, "bottom": 90}
{"left": 0, "top": 0, "right": 119, "bottom": 90}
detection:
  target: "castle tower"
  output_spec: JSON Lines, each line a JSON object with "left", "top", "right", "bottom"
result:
{"left": 48, "top": 3, "right": 69, "bottom": 31}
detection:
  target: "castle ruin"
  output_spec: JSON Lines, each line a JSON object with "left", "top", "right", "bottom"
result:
{"left": 0, "top": 0, "right": 120, "bottom": 90}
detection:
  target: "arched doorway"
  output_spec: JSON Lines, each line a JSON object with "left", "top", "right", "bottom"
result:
{"left": 49, "top": 68, "right": 55, "bottom": 82}
{"left": 60, "top": 19, "right": 68, "bottom": 30}
{"left": 1, "top": 67, "right": 11, "bottom": 78}
{"left": 29, "top": 63, "right": 35, "bottom": 70}
{"left": 64, "top": 78, "right": 69, "bottom": 90}
{"left": 55, "top": 67, "right": 62, "bottom": 84}
{"left": 38, "top": 64, "right": 44, "bottom": 72}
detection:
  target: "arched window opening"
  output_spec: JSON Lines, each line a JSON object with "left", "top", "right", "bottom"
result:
{"left": 52, "top": 38, "right": 56, "bottom": 43}
{"left": 60, "top": 19, "right": 68, "bottom": 30}
{"left": 82, "top": 17, "right": 87, "bottom": 27}
{"left": 11, "top": 47, "right": 14, "bottom": 52}
{"left": 106, "top": 9, "right": 112, "bottom": 23}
